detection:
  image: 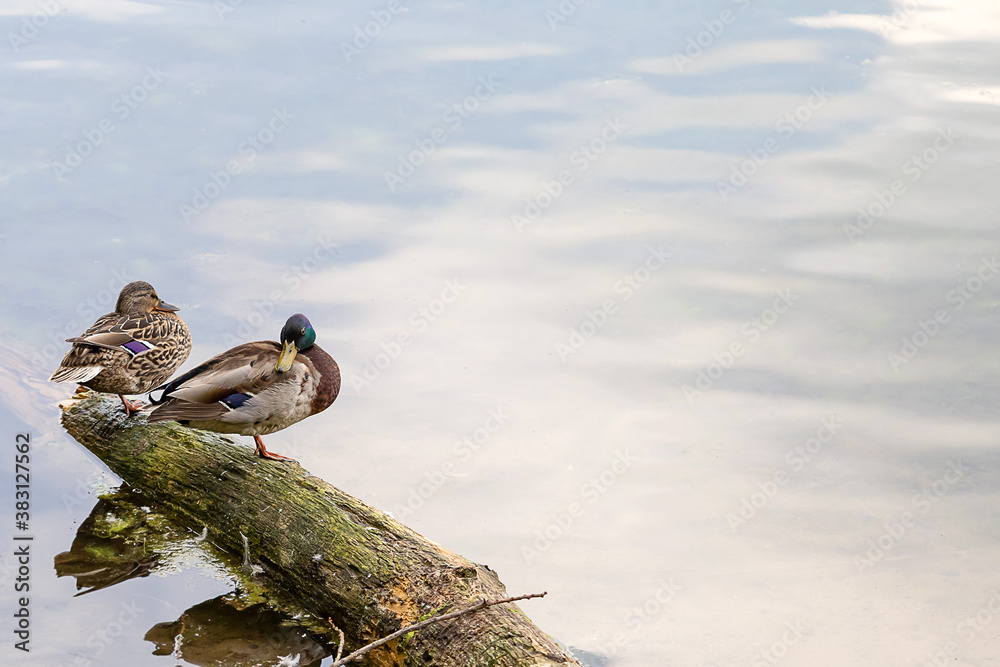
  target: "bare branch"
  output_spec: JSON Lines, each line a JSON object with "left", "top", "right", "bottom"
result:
{"left": 331, "top": 592, "right": 548, "bottom": 666}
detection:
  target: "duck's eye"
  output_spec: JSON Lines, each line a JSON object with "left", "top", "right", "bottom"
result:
{"left": 300, "top": 328, "right": 306, "bottom": 335}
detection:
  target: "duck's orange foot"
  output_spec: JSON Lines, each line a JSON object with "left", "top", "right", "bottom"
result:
{"left": 118, "top": 395, "right": 146, "bottom": 415}
{"left": 253, "top": 435, "right": 297, "bottom": 463}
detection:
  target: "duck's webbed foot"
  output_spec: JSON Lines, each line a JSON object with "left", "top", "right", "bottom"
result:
{"left": 253, "top": 435, "right": 297, "bottom": 462}
{"left": 119, "top": 395, "right": 146, "bottom": 415}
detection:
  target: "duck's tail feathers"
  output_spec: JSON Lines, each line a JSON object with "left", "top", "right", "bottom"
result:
{"left": 148, "top": 399, "right": 228, "bottom": 423}
{"left": 49, "top": 366, "right": 103, "bottom": 384}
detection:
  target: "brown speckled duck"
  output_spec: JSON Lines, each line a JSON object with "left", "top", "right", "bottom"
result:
{"left": 147, "top": 314, "right": 340, "bottom": 462}
{"left": 50, "top": 281, "right": 192, "bottom": 414}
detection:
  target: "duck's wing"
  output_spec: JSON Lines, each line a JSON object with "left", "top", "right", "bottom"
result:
{"left": 72, "top": 311, "right": 184, "bottom": 353}
{"left": 147, "top": 342, "right": 285, "bottom": 421}
{"left": 51, "top": 311, "right": 189, "bottom": 382}
{"left": 49, "top": 313, "right": 125, "bottom": 381}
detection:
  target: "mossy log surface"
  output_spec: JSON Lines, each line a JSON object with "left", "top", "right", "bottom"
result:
{"left": 62, "top": 394, "right": 579, "bottom": 667}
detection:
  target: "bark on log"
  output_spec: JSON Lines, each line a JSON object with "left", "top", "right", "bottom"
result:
{"left": 61, "top": 394, "right": 579, "bottom": 667}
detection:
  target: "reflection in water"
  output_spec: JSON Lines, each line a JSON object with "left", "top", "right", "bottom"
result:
{"left": 53, "top": 489, "right": 331, "bottom": 666}
{"left": 54, "top": 490, "right": 162, "bottom": 595}
{"left": 145, "top": 597, "right": 328, "bottom": 667}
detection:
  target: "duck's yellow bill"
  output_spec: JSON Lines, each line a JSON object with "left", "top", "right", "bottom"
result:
{"left": 276, "top": 340, "right": 297, "bottom": 372}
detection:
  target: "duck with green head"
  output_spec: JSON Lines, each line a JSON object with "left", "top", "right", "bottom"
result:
{"left": 49, "top": 281, "right": 192, "bottom": 414}
{"left": 148, "top": 314, "right": 340, "bottom": 461}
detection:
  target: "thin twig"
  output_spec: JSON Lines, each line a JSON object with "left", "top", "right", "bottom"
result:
{"left": 171, "top": 614, "right": 186, "bottom": 666}
{"left": 327, "top": 618, "right": 346, "bottom": 663}
{"left": 330, "top": 591, "right": 547, "bottom": 666}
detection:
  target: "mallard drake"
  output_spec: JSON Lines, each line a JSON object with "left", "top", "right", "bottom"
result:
{"left": 147, "top": 314, "right": 340, "bottom": 462}
{"left": 50, "top": 281, "right": 192, "bottom": 414}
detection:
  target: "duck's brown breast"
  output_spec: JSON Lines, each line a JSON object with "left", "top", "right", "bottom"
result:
{"left": 301, "top": 344, "right": 340, "bottom": 414}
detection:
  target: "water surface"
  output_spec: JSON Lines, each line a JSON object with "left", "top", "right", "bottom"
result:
{"left": 2, "top": 1, "right": 999, "bottom": 665}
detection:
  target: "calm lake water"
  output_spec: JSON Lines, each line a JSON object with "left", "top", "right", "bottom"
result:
{"left": 2, "top": 1, "right": 999, "bottom": 665}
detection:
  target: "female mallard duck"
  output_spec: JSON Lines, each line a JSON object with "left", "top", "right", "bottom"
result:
{"left": 49, "top": 281, "right": 192, "bottom": 414}
{"left": 147, "top": 314, "right": 340, "bottom": 462}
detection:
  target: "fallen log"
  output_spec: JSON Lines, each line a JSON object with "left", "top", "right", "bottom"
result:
{"left": 61, "top": 394, "right": 579, "bottom": 667}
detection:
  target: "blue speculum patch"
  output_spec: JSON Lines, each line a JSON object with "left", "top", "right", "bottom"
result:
{"left": 122, "top": 340, "right": 151, "bottom": 354}
{"left": 222, "top": 393, "right": 252, "bottom": 409}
